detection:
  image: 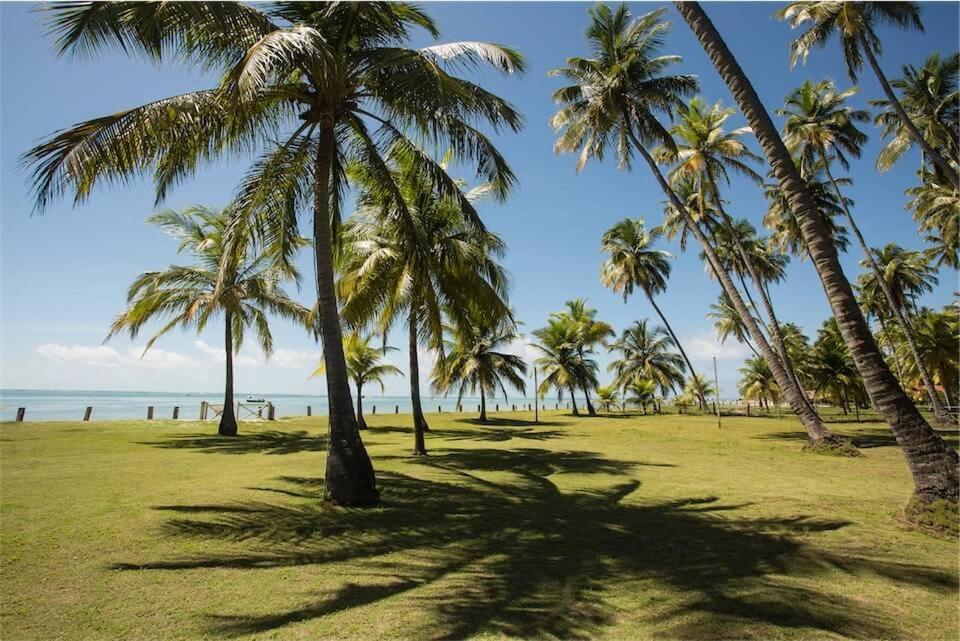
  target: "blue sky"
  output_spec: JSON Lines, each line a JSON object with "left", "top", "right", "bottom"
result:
{"left": 1, "top": 2, "right": 957, "bottom": 399}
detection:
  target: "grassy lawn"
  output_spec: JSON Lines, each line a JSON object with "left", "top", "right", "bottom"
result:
{"left": 1, "top": 410, "right": 957, "bottom": 640}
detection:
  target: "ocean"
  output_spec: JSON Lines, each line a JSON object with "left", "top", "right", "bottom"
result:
{"left": 0, "top": 389, "right": 533, "bottom": 422}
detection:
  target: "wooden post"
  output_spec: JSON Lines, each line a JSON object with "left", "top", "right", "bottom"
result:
{"left": 147, "top": 406, "right": 154, "bottom": 420}
{"left": 267, "top": 403, "right": 275, "bottom": 421}
{"left": 512, "top": 404, "right": 516, "bottom": 411}
{"left": 495, "top": 404, "right": 499, "bottom": 411}
{"left": 15, "top": 408, "right": 25, "bottom": 422}
{"left": 714, "top": 355, "right": 722, "bottom": 430}
{"left": 477, "top": 404, "right": 481, "bottom": 412}
{"left": 172, "top": 406, "right": 179, "bottom": 420}
{"left": 746, "top": 403, "right": 750, "bottom": 417}
{"left": 372, "top": 405, "right": 376, "bottom": 415}
{"left": 438, "top": 405, "right": 442, "bottom": 413}
{"left": 395, "top": 405, "right": 399, "bottom": 414}
{"left": 83, "top": 406, "right": 93, "bottom": 421}
{"left": 200, "top": 401, "right": 208, "bottom": 420}
{"left": 307, "top": 406, "right": 312, "bottom": 417}
{"left": 458, "top": 404, "right": 462, "bottom": 412}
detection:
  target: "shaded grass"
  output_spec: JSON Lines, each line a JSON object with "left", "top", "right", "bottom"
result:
{"left": 1, "top": 411, "right": 958, "bottom": 640}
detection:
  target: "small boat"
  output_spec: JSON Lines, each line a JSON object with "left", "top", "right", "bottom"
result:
{"left": 246, "top": 395, "right": 267, "bottom": 403}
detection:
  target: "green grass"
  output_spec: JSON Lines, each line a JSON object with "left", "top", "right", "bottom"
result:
{"left": 1, "top": 411, "right": 957, "bottom": 640}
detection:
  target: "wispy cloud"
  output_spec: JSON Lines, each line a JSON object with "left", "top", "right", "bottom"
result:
{"left": 36, "top": 344, "right": 194, "bottom": 369}
{"left": 683, "top": 330, "right": 752, "bottom": 362}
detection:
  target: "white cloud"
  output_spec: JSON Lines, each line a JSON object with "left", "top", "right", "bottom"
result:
{"left": 683, "top": 330, "right": 752, "bottom": 361}
{"left": 270, "top": 348, "right": 322, "bottom": 369}
{"left": 503, "top": 336, "right": 540, "bottom": 364}
{"left": 193, "top": 340, "right": 261, "bottom": 367}
{"left": 37, "top": 343, "right": 194, "bottom": 369}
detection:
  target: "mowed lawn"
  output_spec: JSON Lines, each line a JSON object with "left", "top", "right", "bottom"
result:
{"left": 1, "top": 411, "right": 957, "bottom": 640}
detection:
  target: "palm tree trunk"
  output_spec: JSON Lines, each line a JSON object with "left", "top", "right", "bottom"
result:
{"left": 582, "top": 384, "right": 597, "bottom": 415}
{"left": 628, "top": 128, "right": 839, "bottom": 445}
{"left": 314, "top": 124, "right": 378, "bottom": 506}
{"left": 218, "top": 312, "right": 238, "bottom": 437}
{"left": 859, "top": 34, "right": 959, "bottom": 189}
{"left": 645, "top": 291, "right": 707, "bottom": 409}
{"left": 876, "top": 314, "right": 905, "bottom": 383}
{"left": 821, "top": 157, "right": 953, "bottom": 425}
{"left": 676, "top": 1, "right": 958, "bottom": 503}
{"left": 408, "top": 306, "right": 428, "bottom": 455}
{"left": 480, "top": 386, "right": 487, "bottom": 422}
{"left": 355, "top": 380, "right": 366, "bottom": 430}
{"left": 568, "top": 386, "right": 580, "bottom": 416}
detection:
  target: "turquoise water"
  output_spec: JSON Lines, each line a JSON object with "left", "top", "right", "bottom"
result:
{"left": 0, "top": 389, "right": 536, "bottom": 422}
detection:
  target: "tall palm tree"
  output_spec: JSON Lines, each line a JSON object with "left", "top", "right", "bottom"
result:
{"left": 312, "top": 333, "right": 401, "bottom": 430}
{"left": 708, "top": 292, "right": 759, "bottom": 358}
{"left": 607, "top": 320, "right": 686, "bottom": 399}
{"left": 907, "top": 172, "right": 959, "bottom": 269}
{"left": 675, "top": 1, "right": 958, "bottom": 505}
{"left": 337, "top": 156, "right": 510, "bottom": 455}
{"left": 871, "top": 52, "right": 960, "bottom": 176}
{"left": 600, "top": 217, "right": 706, "bottom": 409}
{"left": 553, "top": 5, "right": 836, "bottom": 444}
{"left": 809, "top": 320, "right": 868, "bottom": 414}
{"left": 899, "top": 309, "right": 959, "bottom": 409}
{"left": 776, "top": 1, "right": 958, "bottom": 187}
{"left": 550, "top": 299, "right": 614, "bottom": 416}
{"left": 534, "top": 318, "right": 597, "bottom": 417}
{"left": 738, "top": 357, "right": 781, "bottom": 410}
{"left": 25, "top": 2, "right": 525, "bottom": 506}
{"left": 432, "top": 310, "right": 527, "bottom": 424}
{"left": 107, "top": 206, "right": 309, "bottom": 436}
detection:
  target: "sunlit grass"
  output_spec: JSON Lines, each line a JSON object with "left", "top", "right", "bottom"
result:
{"left": 2, "top": 410, "right": 957, "bottom": 640}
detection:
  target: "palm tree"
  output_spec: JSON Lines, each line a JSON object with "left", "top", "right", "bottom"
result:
{"left": 678, "top": 373, "right": 716, "bottom": 411}
{"left": 809, "top": 320, "right": 867, "bottom": 414}
{"left": 432, "top": 310, "right": 527, "bottom": 424}
{"left": 907, "top": 172, "right": 959, "bottom": 269}
{"left": 763, "top": 163, "right": 851, "bottom": 259}
{"left": 595, "top": 385, "right": 619, "bottom": 412}
{"left": 708, "top": 292, "right": 759, "bottom": 358}
{"left": 607, "top": 320, "right": 686, "bottom": 402}
{"left": 777, "top": 1, "right": 958, "bottom": 187}
{"left": 534, "top": 318, "right": 597, "bottom": 417}
{"left": 551, "top": 299, "right": 614, "bottom": 416}
{"left": 312, "top": 333, "right": 401, "bottom": 430}
{"left": 738, "top": 357, "right": 781, "bottom": 410}
{"left": 899, "top": 309, "right": 959, "bottom": 409}
{"left": 626, "top": 379, "right": 658, "bottom": 415}
{"left": 106, "top": 206, "right": 309, "bottom": 436}
{"left": 337, "top": 156, "right": 510, "bottom": 455}
{"left": 26, "top": 3, "right": 525, "bottom": 506}
{"left": 871, "top": 53, "right": 959, "bottom": 176}
{"left": 553, "top": 5, "right": 835, "bottom": 444}
{"left": 600, "top": 217, "right": 706, "bottom": 409}
{"left": 675, "top": 1, "right": 958, "bottom": 505}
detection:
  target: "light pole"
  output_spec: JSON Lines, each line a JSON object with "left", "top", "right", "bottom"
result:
{"left": 533, "top": 364, "right": 539, "bottom": 424}
{"left": 713, "top": 355, "right": 721, "bottom": 430}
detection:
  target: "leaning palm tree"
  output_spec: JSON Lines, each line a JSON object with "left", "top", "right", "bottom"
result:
{"left": 600, "top": 217, "right": 706, "bottom": 409}
{"left": 871, "top": 52, "right": 960, "bottom": 176}
{"left": 675, "top": 1, "right": 958, "bottom": 507}
{"left": 312, "top": 334, "right": 401, "bottom": 430}
{"left": 107, "top": 206, "right": 310, "bottom": 436}
{"left": 25, "top": 3, "right": 524, "bottom": 506}
{"left": 553, "top": 4, "right": 836, "bottom": 444}
{"left": 337, "top": 154, "right": 511, "bottom": 455}
{"left": 607, "top": 320, "right": 686, "bottom": 401}
{"left": 550, "top": 299, "right": 614, "bottom": 416}
{"left": 708, "top": 292, "right": 759, "bottom": 358}
{"left": 776, "top": 1, "right": 958, "bottom": 187}
{"left": 432, "top": 310, "right": 527, "bottom": 424}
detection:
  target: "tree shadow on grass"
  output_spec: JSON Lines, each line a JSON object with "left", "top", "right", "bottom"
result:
{"left": 112, "top": 448, "right": 955, "bottom": 639}
{"left": 756, "top": 427, "right": 959, "bottom": 450}
{"left": 367, "top": 421, "right": 567, "bottom": 443}
{"left": 139, "top": 430, "right": 328, "bottom": 455}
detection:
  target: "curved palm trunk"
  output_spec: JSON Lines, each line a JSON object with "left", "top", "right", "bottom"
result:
{"left": 645, "top": 291, "right": 707, "bottom": 409}
{"left": 876, "top": 314, "right": 906, "bottom": 383}
{"left": 568, "top": 386, "right": 580, "bottom": 416}
{"left": 218, "top": 312, "right": 238, "bottom": 437}
{"left": 355, "top": 380, "right": 367, "bottom": 430}
{"left": 408, "top": 306, "right": 428, "bottom": 455}
{"left": 315, "top": 125, "right": 378, "bottom": 506}
{"left": 859, "top": 35, "right": 959, "bottom": 190}
{"left": 821, "top": 158, "right": 953, "bottom": 425}
{"left": 576, "top": 347, "right": 597, "bottom": 416}
{"left": 629, "top": 129, "right": 838, "bottom": 445}
{"left": 479, "top": 386, "right": 487, "bottom": 422}
{"left": 677, "top": 1, "right": 958, "bottom": 503}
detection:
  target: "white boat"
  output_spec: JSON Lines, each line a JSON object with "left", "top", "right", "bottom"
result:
{"left": 245, "top": 395, "right": 267, "bottom": 403}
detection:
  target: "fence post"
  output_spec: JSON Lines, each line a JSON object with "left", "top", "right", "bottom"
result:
{"left": 372, "top": 405, "right": 376, "bottom": 415}
{"left": 477, "top": 404, "right": 481, "bottom": 412}
{"left": 15, "top": 408, "right": 25, "bottom": 421}
{"left": 746, "top": 403, "right": 750, "bottom": 417}
{"left": 307, "top": 406, "right": 312, "bottom": 417}
{"left": 172, "top": 406, "right": 179, "bottom": 420}
{"left": 83, "top": 406, "right": 93, "bottom": 421}
{"left": 200, "top": 401, "right": 208, "bottom": 420}
{"left": 512, "top": 404, "right": 516, "bottom": 411}
{"left": 395, "top": 405, "right": 399, "bottom": 414}
{"left": 147, "top": 406, "right": 154, "bottom": 420}
{"left": 267, "top": 403, "right": 276, "bottom": 420}
{"left": 495, "top": 404, "right": 499, "bottom": 411}
{"left": 438, "top": 405, "right": 442, "bottom": 413}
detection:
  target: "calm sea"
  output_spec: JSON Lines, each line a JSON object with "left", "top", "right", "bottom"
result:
{"left": 0, "top": 389, "right": 528, "bottom": 422}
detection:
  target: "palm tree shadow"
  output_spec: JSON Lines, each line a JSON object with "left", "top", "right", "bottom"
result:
{"left": 112, "top": 448, "right": 955, "bottom": 639}
{"left": 138, "top": 430, "right": 328, "bottom": 455}
{"left": 755, "top": 427, "right": 959, "bottom": 450}
{"left": 367, "top": 421, "right": 567, "bottom": 443}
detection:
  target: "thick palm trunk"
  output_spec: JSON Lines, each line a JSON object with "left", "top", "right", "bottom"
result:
{"left": 408, "top": 307, "right": 428, "bottom": 455}
{"left": 479, "top": 386, "right": 487, "bottom": 422}
{"left": 646, "top": 291, "right": 707, "bottom": 409}
{"left": 315, "top": 124, "right": 378, "bottom": 506}
{"left": 860, "top": 35, "right": 959, "bottom": 190}
{"left": 218, "top": 313, "right": 238, "bottom": 437}
{"left": 568, "top": 386, "right": 580, "bottom": 416}
{"left": 629, "top": 130, "right": 839, "bottom": 444}
{"left": 676, "top": 1, "right": 958, "bottom": 503}
{"left": 355, "top": 381, "right": 366, "bottom": 430}
{"left": 822, "top": 158, "right": 953, "bottom": 425}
